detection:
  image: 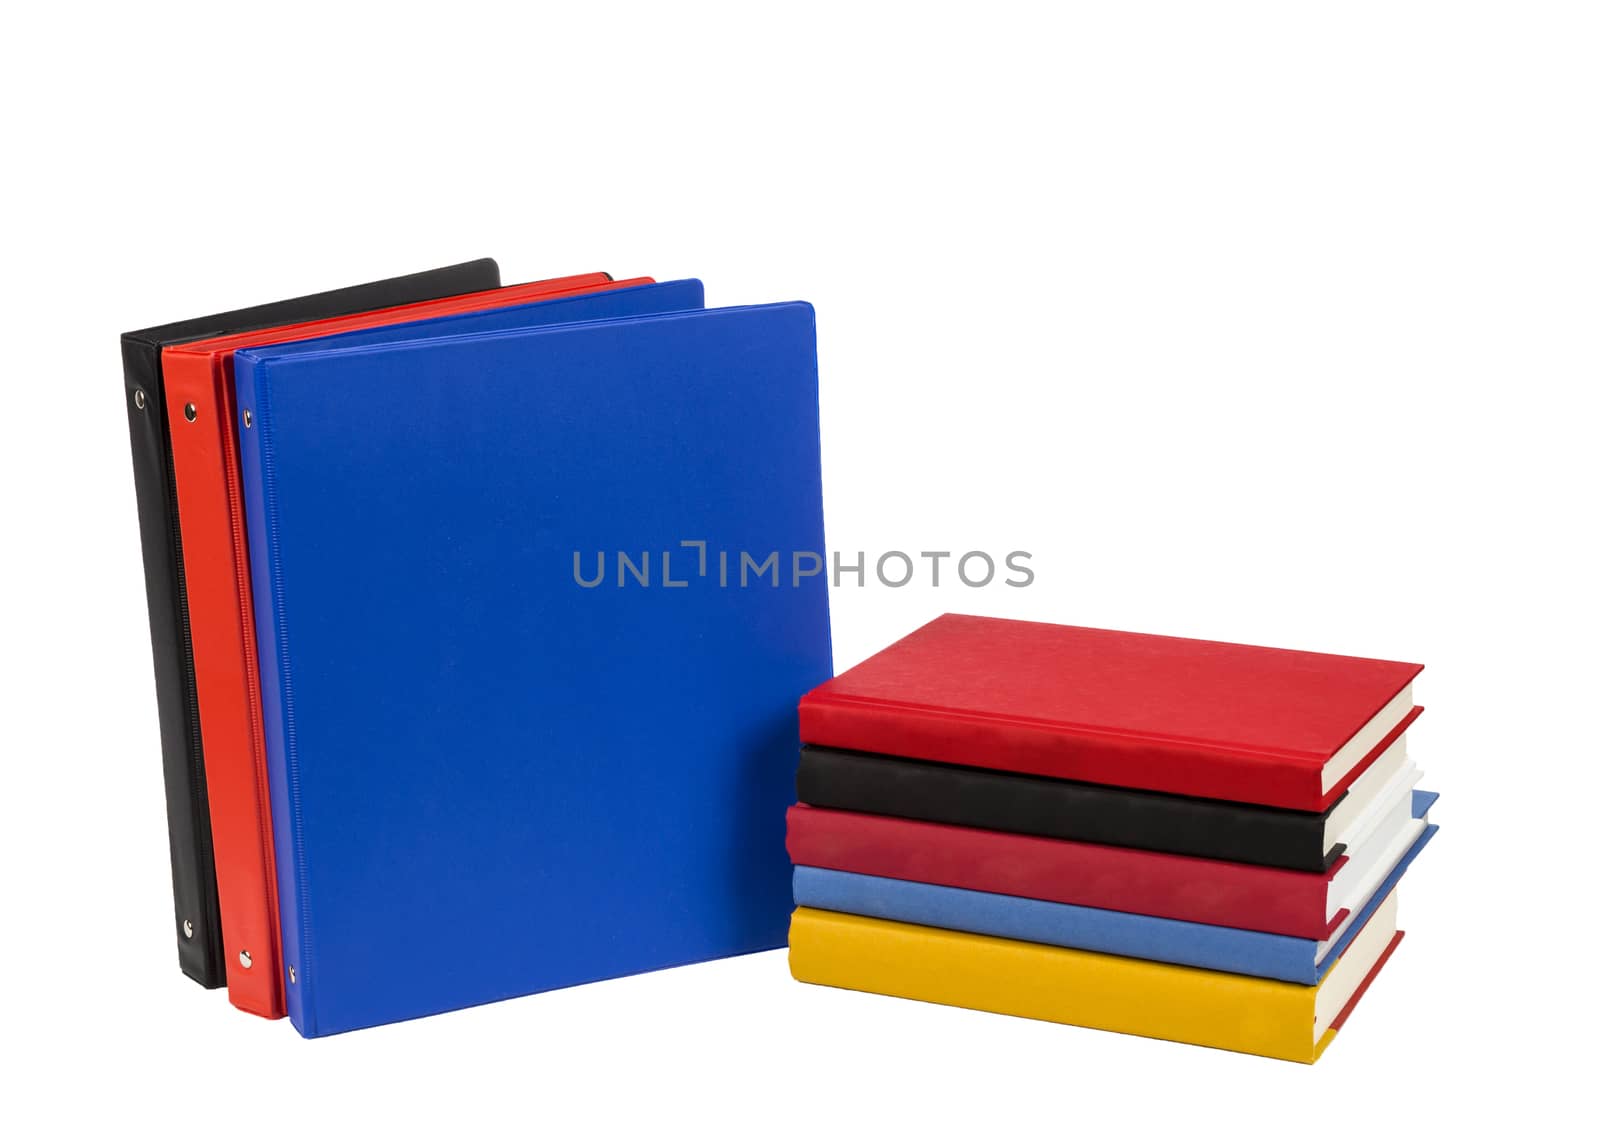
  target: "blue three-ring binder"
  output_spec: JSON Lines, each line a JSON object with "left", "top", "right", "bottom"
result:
{"left": 234, "top": 295, "right": 832, "bottom": 1036}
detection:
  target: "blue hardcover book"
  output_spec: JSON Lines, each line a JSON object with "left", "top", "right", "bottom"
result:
{"left": 234, "top": 301, "right": 831, "bottom": 1036}
{"left": 793, "top": 808, "right": 1438, "bottom": 985}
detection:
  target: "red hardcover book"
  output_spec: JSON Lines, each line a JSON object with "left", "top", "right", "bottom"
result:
{"left": 164, "top": 271, "right": 649, "bottom": 1019}
{"left": 786, "top": 804, "right": 1425, "bottom": 939}
{"left": 799, "top": 615, "right": 1423, "bottom": 812}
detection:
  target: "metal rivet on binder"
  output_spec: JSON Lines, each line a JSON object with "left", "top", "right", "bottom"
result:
{"left": 182, "top": 919, "right": 193, "bottom": 939}
{"left": 133, "top": 389, "right": 146, "bottom": 411}
{"left": 242, "top": 409, "right": 252, "bottom": 429}
{"left": 288, "top": 966, "right": 296, "bottom": 985}
{"left": 184, "top": 402, "right": 197, "bottom": 422}
{"left": 239, "top": 950, "right": 252, "bottom": 969}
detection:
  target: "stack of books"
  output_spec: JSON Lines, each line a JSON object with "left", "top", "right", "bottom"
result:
{"left": 788, "top": 614, "right": 1438, "bottom": 1063}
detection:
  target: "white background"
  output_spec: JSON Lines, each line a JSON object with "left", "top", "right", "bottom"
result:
{"left": 2, "top": 1, "right": 1595, "bottom": 1123}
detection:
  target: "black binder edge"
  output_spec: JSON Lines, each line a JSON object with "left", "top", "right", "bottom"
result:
{"left": 120, "top": 258, "right": 502, "bottom": 987}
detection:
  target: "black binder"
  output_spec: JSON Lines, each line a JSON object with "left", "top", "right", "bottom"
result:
{"left": 119, "top": 258, "right": 502, "bottom": 987}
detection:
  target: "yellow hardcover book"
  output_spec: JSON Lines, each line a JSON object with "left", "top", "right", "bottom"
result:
{"left": 788, "top": 893, "right": 1403, "bottom": 1063}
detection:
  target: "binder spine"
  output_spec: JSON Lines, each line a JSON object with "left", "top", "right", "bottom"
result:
{"left": 234, "top": 355, "right": 314, "bottom": 1035}
{"left": 121, "top": 335, "right": 225, "bottom": 988}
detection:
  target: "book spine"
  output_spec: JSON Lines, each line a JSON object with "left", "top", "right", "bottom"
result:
{"left": 797, "top": 746, "right": 1336, "bottom": 872}
{"left": 792, "top": 867, "right": 1319, "bottom": 983}
{"left": 786, "top": 805, "right": 1336, "bottom": 938}
{"left": 234, "top": 352, "right": 314, "bottom": 1036}
{"left": 120, "top": 335, "right": 225, "bottom": 988}
{"left": 800, "top": 694, "right": 1327, "bottom": 810}
{"left": 788, "top": 908, "right": 1318, "bottom": 1062}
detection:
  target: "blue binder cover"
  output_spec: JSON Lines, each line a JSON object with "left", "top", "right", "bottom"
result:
{"left": 793, "top": 810, "right": 1438, "bottom": 985}
{"left": 235, "top": 302, "right": 831, "bottom": 1036}
{"left": 237, "top": 279, "right": 705, "bottom": 357}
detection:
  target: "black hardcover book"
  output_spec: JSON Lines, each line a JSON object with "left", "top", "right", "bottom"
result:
{"left": 796, "top": 745, "right": 1344, "bottom": 872}
{"left": 121, "top": 258, "right": 502, "bottom": 988}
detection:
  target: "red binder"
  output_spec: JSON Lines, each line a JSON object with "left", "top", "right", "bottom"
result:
{"left": 799, "top": 614, "right": 1423, "bottom": 811}
{"left": 787, "top": 804, "right": 1360, "bottom": 939}
{"left": 164, "top": 272, "right": 648, "bottom": 1019}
